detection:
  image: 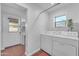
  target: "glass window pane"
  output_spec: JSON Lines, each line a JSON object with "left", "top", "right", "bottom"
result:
{"left": 55, "top": 16, "right": 66, "bottom": 27}
{"left": 8, "top": 18, "right": 18, "bottom": 32}
{"left": 9, "top": 26, "right": 18, "bottom": 32}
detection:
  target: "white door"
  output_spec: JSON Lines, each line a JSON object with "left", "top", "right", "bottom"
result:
{"left": 20, "top": 20, "right": 26, "bottom": 45}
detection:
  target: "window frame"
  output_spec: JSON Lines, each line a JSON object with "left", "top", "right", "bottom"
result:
{"left": 8, "top": 17, "right": 20, "bottom": 33}
{"left": 54, "top": 15, "right": 67, "bottom": 28}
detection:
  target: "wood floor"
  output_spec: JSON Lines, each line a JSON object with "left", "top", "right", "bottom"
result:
{"left": 1, "top": 44, "right": 25, "bottom": 56}
{"left": 32, "top": 49, "right": 50, "bottom": 56}
{"left": 1, "top": 44, "right": 49, "bottom": 56}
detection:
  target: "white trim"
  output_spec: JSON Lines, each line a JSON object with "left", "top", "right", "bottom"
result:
{"left": 25, "top": 51, "right": 27, "bottom": 56}
{"left": 1, "top": 46, "right": 5, "bottom": 51}
{"left": 26, "top": 48, "right": 40, "bottom": 56}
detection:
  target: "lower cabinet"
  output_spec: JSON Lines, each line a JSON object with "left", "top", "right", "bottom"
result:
{"left": 40, "top": 34, "right": 78, "bottom": 56}
{"left": 41, "top": 35, "right": 52, "bottom": 55}
{"left": 53, "top": 40, "right": 77, "bottom": 56}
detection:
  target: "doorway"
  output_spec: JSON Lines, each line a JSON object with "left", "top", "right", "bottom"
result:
{"left": 1, "top": 3, "right": 27, "bottom": 56}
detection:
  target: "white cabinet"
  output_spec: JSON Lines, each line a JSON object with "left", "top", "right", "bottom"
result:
{"left": 40, "top": 34, "right": 78, "bottom": 56}
{"left": 41, "top": 35, "right": 52, "bottom": 55}
{"left": 52, "top": 37, "right": 78, "bottom": 56}
{"left": 53, "top": 40, "right": 77, "bottom": 56}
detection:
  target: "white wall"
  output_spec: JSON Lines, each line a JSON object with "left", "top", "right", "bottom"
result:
{"left": 0, "top": 4, "right": 1, "bottom": 51}
{"left": 48, "top": 3, "right": 79, "bottom": 32}
{"left": 27, "top": 5, "right": 49, "bottom": 55}
{"left": 17, "top": 3, "right": 49, "bottom": 55}
{"left": 37, "top": 12, "right": 49, "bottom": 33}
{"left": 27, "top": 12, "right": 49, "bottom": 55}
{"left": 27, "top": 8, "right": 41, "bottom": 55}
{"left": 1, "top": 3, "right": 26, "bottom": 49}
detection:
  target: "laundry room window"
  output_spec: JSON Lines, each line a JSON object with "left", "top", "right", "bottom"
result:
{"left": 8, "top": 18, "right": 19, "bottom": 32}
{"left": 55, "top": 16, "right": 67, "bottom": 27}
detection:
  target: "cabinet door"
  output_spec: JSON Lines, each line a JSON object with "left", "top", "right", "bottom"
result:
{"left": 41, "top": 35, "right": 52, "bottom": 55}
{"left": 53, "top": 40, "right": 77, "bottom": 56}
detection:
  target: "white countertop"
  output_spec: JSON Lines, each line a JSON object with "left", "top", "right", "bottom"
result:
{"left": 41, "top": 31, "right": 79, "bottom": 40}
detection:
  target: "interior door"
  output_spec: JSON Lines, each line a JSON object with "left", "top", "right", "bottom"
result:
{"left": 20, "top": 19, "right": 26, "bottom": 46}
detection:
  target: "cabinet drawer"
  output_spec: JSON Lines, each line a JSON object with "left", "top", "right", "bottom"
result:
{"left": 53, "top": 41, "right": 77, "bottom": 56}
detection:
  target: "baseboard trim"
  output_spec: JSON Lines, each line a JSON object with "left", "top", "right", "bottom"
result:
{"left": 25, "top": 51, "right": 27, "bottom": 56}
{"left": 1, "top": 47, "right": 5, "bottom": 51}
{"left": 40, "top": 49, "right": 51, "bottom": 56}
{"left": 27, "top": 48, "right": 40, "bottom": 56}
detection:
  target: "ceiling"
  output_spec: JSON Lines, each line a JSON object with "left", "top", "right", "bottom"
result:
{"left": 33, "top": 3, "right": 71, "bottom": 13}
{"left": 28, "top": 3, "right": 63, "bottom": 13}
{"left": 33, "top": 3, "right": 53, "bottom": 10}
{"left": 25, "top": 3, "right": 70, "bottom": 13}
{"left": 26, "top": 3, "right": 55, "bottom": 11}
